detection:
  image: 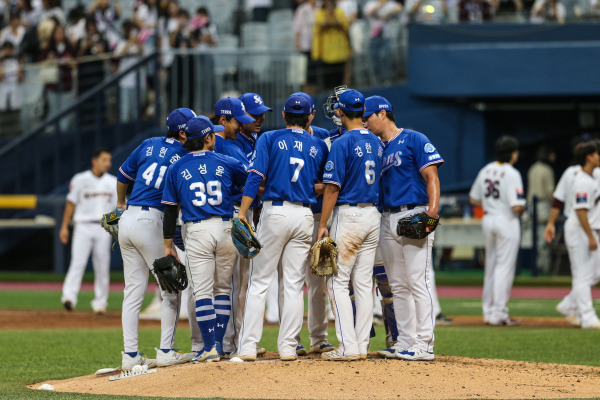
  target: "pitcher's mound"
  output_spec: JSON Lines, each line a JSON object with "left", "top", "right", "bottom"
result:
{"left": 32, "top": 353, "right": 600, "bottom": 399}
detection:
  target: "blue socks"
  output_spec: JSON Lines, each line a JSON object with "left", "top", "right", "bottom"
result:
{"left": 214, "top": 295, "right": 231, "bottom": 345}
{"left": 195, "top": 298, "right": 216, "bottom": 351}
{"left": 125, "top": 351, "right": 138, "bottom": 358}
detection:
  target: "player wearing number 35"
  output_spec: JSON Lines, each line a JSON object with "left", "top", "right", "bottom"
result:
{"left": 469, "top": 136, "right": 526, "bottom": 326}
{"left": 236, "top": 93, "right": 329, "bottom": 361}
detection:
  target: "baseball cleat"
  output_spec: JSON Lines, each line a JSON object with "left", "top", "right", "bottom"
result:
{"left": 487, "top": 317, "right": 520, "bottom": 326}
{"left": 310, "top": 343, "right": 335, "bottom": 353}
{"left": 93, "top": 307, "right": 106, "bottom": 316}
{"left": 377, "top": 346, "right": 405, "bottom": 359}
{"left": 296, "top": 345, "right": 307, "bottom": 356}
{"left": 435, "top": 313, "right": 453, "bottom": 326}
{"left": 321, "top": 347, "right": 361, "bottom": 361}
{"left": 239, "top": 354, "right": 257, "bottom": 362}
{"left": 256, "top": 346, "right": 266, "bottom": 356}
{"left": 121, "top": 352, "right": 157, "bottom": 371}
{"left": 360, "top": 354, "right": 367, "bottom": 360}
{"left": 396, "top": 347, "right": 434, "bottom": 361}
{"left": 191, "top": 345, "right": 220, "bottom": 362}
{"left": 583, "top": 321, "right": 600, "bottom": 329}
{"left": 565, "top": 314, "right": 580, "bottom": 326}
{"left": 156, "top": 348, "right": 190, "bottom": 366}
{"left": 63, "top": 301, "right": 73, "bottom": 311}
{"left": 280, "top": 354, "right": 297, "bottom": 361}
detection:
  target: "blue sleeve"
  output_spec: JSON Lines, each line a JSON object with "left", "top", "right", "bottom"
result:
{"left": 161, "top": 164, "right": 179, "bottom": 206}
{"left": 232, "top": 159, "right": 249, "bottom": 188}
{"left": 318, "top": 140, "right": 329, "bottom": 182}
{"left": 243, "top": 172, "right": 263, "bottom": 199}
{"left": 248, "top": 133, "right": 269, "bottom": 177}
{"left": 322, "top": 139, "right": 345, "bottom": 188}
{"left": 413, "top": 132, "right": 443, "bottom": 172}
{"left": 119, "top": 143, "right": 143, "bottom": 182}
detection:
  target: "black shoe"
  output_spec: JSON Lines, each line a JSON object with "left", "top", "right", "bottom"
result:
{"left": 435, "top": 313, "right": 453, "bottom": 325}
{"left": 63, "top": 301, "right": 73, "bottom": 311}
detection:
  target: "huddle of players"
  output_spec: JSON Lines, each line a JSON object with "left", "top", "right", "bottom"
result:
{"left": 116, "top": 87, "right": 445, "bottom": 370}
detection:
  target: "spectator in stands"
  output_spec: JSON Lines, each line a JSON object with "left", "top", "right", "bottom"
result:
{"left": 191, "top": 7, "right": 217, "bottom": 49}
{"left": 247, "top": 0, "right": 273, "bottom": 22}
{"left": 405, "top": 0, "right": 449, "bottom": 23}
{"left": 165, "top": 0, "right": 181, "bottom": 35}
{"left": 527, "top": 146, "right": 556, "bottom": 222}
{"left": 40, "top": 0, "right": 66, "bottom": 26}
{"left": 364, "top": 0, "right": 402, "bottom": 83}
{"left": 294, "top": 0, "right": 317, "bottom": 93}
{"left": 65, "top": 5, "right": 86, "bottom": 47}
{"left": 16, "top": 0, "right": 42, "bottom": 28}
{"left": 337, "top": 0, "right": 359, "bottom": 23}
{"left": 133, "top": 0, "right": 158, "bottom": 49}
{"left": 458, "top": 0, "right": 498, "bottom": 22}
{"left": 530, "top": 0, "right": 566, "bottom": 22}
{"left": 0, "top": 41, "right": 24, "bottom": 137}
{"left": 312, "top": 0, "right": 351, "bottom": 90}
{"left": 192, "top": 6, "right": 217, "bottom": 112}
{"left": 77, "top": 17, "right": 109, "bottom": 126}
{"left": 0, "top": 14, "right": 26, "bottom": 53}
{"left": 89, "top": 0, "right": 121, "bottom": 47}
{"left": 114, "top": 19, "right": 144, "bottom": 122}
{"left": 37, "top": 15, "right": 58, "bottom": 50}
{"left": 40, "top": 23, "right": 75, "bottom": 131}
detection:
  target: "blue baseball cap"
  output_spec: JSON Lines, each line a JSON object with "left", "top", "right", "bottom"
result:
{"left": 214, "top": 97, "right": 255, "bottom": 124}
{"left": 364, "top": 95, "right": 393, "bottom": 118}
{"left": 185, "top": 116, "right": 224, "bottom": 140}
{"left": 166, "top": 108, "right": 196, "bottom": 132}
{"left": 333, "top": 89, "right": 365, "bottom": 112}
{"left": 239, "top": 93, "right": 272, "bottom": 115}
{"left": 291, "top": 91, "right": 315, "bottom": 112}
{"left": 283, "top": 94, "right": 312, "bottom": 115}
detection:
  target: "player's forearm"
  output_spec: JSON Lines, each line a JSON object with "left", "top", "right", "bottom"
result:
{"left": 238, "top": 196, "right": 254, "bottom": 219}
{"left": 61, "top": 201, "right": 75, "bottom": 228}
{"left": 575, "top": 209, "right": 594, "bottom": 238}
{"left": 319, "top": 184, "right": 340, "bottom": 228}
{"left": 546, "top": 207, "right": 561, "bottom": 226}
{"left": 470, "top": 197, "right": 482, "bottom": 207}
{"left": 422, "top": 166, "right": 440, "bottom": 216}
{"left": 116, "top": 181, "right": 129, "bottom": 209}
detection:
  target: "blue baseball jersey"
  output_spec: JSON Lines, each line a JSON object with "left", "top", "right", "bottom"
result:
{"left": 312, "top": 125, "right": 330, "bottom": 140}
{"left": 232, "top": 131, "right": 257, "bottom": 160}
{"left": 328, "top": 126, "right": 346, "bottom": 143}
{"left": 161, "top": 151, "right": 248, "bottom": 222}
{"left": 118, "top": 137, "right": 188, "bottom": 210}
{"left": 215, "top": 135, "right": 249, "bottom": 204}
{"left": 380, "top": 128, "right": 444, "bottom": 208}
{"left": 322, "top": 129, "right": 383, "bottom": 205}
{"left": 244, "top": 128, "right": 328, "bottom": 204}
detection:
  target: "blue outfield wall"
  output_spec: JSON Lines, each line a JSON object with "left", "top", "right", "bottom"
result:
{"left": 407, "top": 24, "right": 600, "bottom": 97}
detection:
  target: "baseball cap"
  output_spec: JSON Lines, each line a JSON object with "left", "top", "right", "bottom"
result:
{"left": 185, "top": 116, "right": 224, "bottom": 140}
{"left": 166, "top": 108, "right": 196, "bottom": 132}
{"left": 364, "top": 96, "right": 392, "bottom": 118}
{"left": 283, "top": 94, "right": 312, "bottom": 115}
{"left": 214, "top": 97, "right": 255, "bottom": 124}
{"left": 239, "top": 93, "right": 272, "bottom": 115}
{"left": 333, "top": 89, "right": 365, "bottom": 112}
{"left": 291, "top": 91, "right": 315, "bottom": 112}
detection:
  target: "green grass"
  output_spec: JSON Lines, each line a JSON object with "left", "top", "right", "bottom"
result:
{"left": 441, "top": 297, "right": 600, "bottom": 317}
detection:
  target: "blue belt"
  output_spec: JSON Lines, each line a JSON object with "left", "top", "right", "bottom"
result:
{"left": 272, "top": 200, "right": 310, "bottom": 208}
{"left": 190, "top": 216, "right": 231, "bottom": 223}
{"left": 382, "top": 204, "right": 425, "bottom": 213}
{"left": 336, "top": 203, "right": 375, "bottom": 207}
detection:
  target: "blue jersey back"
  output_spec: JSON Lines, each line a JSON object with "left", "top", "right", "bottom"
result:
{"left": 215, "top": 135, "right": 249, "bottom": 204}
{"left": 322, "top": 129, "right": 383, "bottom": 205}
{"left": 381, "top": 128, "right": 444, "bottom": 208}
{"left": 118, "top": 137, "right": 187, "bottom": 210}
{"left": 249, "top": 128, "right": 328, "bottom": 205}
{"left": 312, "top": 125, "right": 330, "bottom": 140}
{"left": 162, "top": 151, "right": 248, "bottom": 222}
{"left": 328, "top": 126, "right": 346, "bottom": 144}
{"left": 232, "top": 132, "right": 256, "bottom": 160}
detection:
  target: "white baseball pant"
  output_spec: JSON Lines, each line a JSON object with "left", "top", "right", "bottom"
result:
{"left": 119, "top": 206, "right": 180, "bottom": 353}
{"left": 481, "top": 214, "right": 520, "bottom": 324}
{"left": 61, "top": 222, "right": 111, "bottom": 311}
{"left": 175, "top": 244, "right": 203, "bottom": 352}
{"left": 328, "top": 205, "right": 380, "bottom": 356}
{"left": 380, "top": 207, "right": 435, "bottom": 353}
{"left": 238, "top": 201, "right": 313, "bottom": 358}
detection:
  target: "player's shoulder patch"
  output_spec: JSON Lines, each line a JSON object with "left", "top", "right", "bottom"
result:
{"left": 325, "top": 160, "right": 335, "bottom": 172}
{"left": 424, "top": 143, "right": 436, "bottom": 154}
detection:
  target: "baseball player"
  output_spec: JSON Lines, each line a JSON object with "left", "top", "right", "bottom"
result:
{"left": 117, "top": 108, "right": 195, "bottom": 370}
{"left": 60, "top": 149, "right": 117, "bottom": 314}
{"left": 317, "top": 89, "right": 383, "bottom": 361}
{"left": 236, "top": 93, "right": 328, "bottom": 361}
{"left": 162, "top": 116, "right": 249, "bottom": 361}
{"left": 469, "top": 136, "right": 525, "bottom": 326}
{"left": 559, "top": 141, "right": 600, "bottom": 329}
{"left": 363, "top": 95, "right": 443, "bottom": 361}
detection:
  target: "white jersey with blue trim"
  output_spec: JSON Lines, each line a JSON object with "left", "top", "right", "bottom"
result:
{"left": 322, "top": 128, "right": 383, "bottom": 205}
{"left": 161, "top": 151, "right": 248, "bottom": 222}
{"left": 469, "top": 161, "right": 526, "bottom": 218}
{"left": 118, "top": 137, "right": 187, "bottom": 210}
{"left": 380, "top": 129, "right": 444, "bottom": 209}
{"left": 246, "top": 128, "right": 328, "bottom": 205}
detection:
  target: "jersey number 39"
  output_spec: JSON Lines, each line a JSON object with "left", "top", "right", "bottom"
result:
{"left": 190, "top": 181, "right": 223, "bottom": 206}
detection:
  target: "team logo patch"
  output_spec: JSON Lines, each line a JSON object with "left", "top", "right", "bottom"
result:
{"left": 516, "top": 188, "right": 525, "bottom": 200}
{"left": 576, "top": 192, "right": 588, "bottom": 203}
{"left": 325, "top": 161, "right": 335, "bottom": 172}
{"left": 424, "top": 143, "right": 436, "bottom": 154}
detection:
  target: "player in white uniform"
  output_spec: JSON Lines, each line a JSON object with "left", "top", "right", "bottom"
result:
{"left": 560, "top": 141, "right": 600, "bottom": 329}
{"left": 469, "top": 136, "right": 526, "bottom": 326}
{"left": 362, "top": 95, "right": 443, "bottom": 361}
{"left": 236, "top": 93, "right": 328, "bottom": 361}
{"left": 117, "top": 108, "right": 195, "bottom": 370}
{"left": 60, "top": 149, "right": 117, "bottom": 314}
{"left": 162, "top": 116, "right": 249, "bottom": 361}
{"left": 317, "top": 89, "right": 383, "bottom": 361}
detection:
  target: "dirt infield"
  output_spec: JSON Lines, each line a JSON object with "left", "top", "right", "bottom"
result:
{"left": 33, "top": 353, "right": 600, "bottom": 399}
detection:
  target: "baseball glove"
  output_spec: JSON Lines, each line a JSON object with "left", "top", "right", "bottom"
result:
{"left": 396, "top": 212, "right": 440, "bottom": 240}
{"left": 310, "top": 237, "right": 338, "bottom": 277}
{"left": 231, "top": 217, "right": 262, "bottom": 259}
{"left": 100, "top": 207, "right": 123, "bottom": 241}
{"left": 152, "top": 255, "right": 188, "bottom": 294}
